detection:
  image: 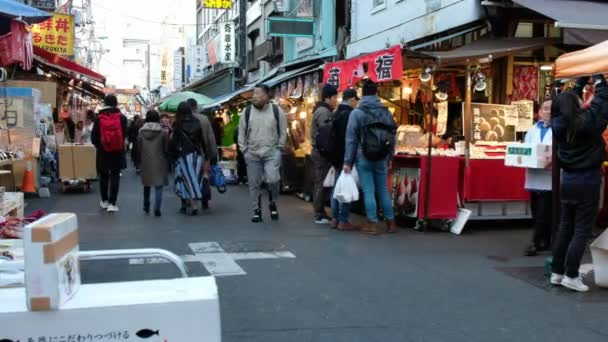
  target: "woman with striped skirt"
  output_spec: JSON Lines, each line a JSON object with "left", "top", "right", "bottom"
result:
{"left": 170, "top": 102, "right": 208, "bottom": 215}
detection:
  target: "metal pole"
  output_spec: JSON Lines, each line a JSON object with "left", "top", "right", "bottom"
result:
{"left": 464, "top": 66, "right": 473, "bottom": 166}
{"left": 424, "top": 70, "right": 435, "bottom": 222}
{"left": 239, "top": 0, "right": 247, "bottom": 83}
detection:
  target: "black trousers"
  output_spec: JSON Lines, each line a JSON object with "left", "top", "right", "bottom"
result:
{"left": 529, "top": 191, "right": 553, "bottom": 249}
{"left": 552, "top": 183, "right": 599, "bottom": 278}
{"left": 99, "top": 169, "right": 121, "bottom": 205}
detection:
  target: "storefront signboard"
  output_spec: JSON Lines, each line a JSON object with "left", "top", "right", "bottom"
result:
{"left": 512, "top": 100, "right": 534, "bottom": 132}
{"left": 466, "top": 103, "right": 517, "bottom": 144}
{"left": 202, "top": 0, "right": 232, "bottom": 9}
{"left": 31, "top": 14, "right": 75, "bottom": 57}
{"left": 323, "top": 46, "right": 403, "bottom": 91}
{"left": 189, "top": 45, "right": 207, "bottom": 81}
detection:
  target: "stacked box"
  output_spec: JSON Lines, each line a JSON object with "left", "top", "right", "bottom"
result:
{"left": 505, "top": 143, "right": 551, "bottom": 169}
{"left": 58, "top": 144, "right": 97, "bottom": 180}
{"left": 24, "top": 213, "right": 80, "bottom": 311}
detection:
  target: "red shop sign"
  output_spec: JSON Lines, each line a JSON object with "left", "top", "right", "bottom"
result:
{"left": 323, "top": 45, "right": 403, "bottom": 91}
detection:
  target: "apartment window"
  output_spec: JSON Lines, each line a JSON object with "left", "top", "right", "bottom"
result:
{"left": 372, "top": 0, "right": 386, "bottom": 13}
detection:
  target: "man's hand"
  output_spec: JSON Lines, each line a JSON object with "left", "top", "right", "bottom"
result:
{"left": 343, "top": 164, "right": 352, "bottom": 174}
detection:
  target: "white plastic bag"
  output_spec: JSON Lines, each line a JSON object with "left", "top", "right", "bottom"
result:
{"left": 323, "top": 167, "right": 336, "bottom": 187}
{"left": 333, "top": 172, "right": 359, "bottom": 203}
{"left": 351, "top": 166, "right": 359, "bottom": 186}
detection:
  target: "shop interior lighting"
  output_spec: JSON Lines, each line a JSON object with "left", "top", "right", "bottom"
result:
{"left": 290, "top": 107, "right": 298, "bottom": 114}
{"left": 307, "top": 96, "right": 314, "bottom": 104}
{"left": 299, "top": 111, "right": 307, "bottom": 119}
{"left": 474, "top": 72, "right": 487, "bottom": 92}
{"left": 419, "top": 66, "right": 433, "bottom": 83}
{"left": 403, "top": 86, "right": 413, "bottom": 95}
{"left": 435, "top": 91, "right": 448, "bottom": 101}
{"left": 540, "top": 64, "right": 553, "bottom": 71}
{"left": 45, "top": 73, "right": 52, "bottom": 78}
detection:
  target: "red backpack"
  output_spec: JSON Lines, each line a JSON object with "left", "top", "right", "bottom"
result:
{"left": 98, "top": 112, "right": 124, "bottom": 153}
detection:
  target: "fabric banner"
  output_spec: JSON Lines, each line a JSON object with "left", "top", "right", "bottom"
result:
{"left": 512, "top": 65, "right": 538, "bottom": 102}
{"left": 323, "top": 45, "right": 403, "bottom": 91}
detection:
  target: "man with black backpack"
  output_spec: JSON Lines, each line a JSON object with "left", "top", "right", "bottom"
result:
{"left": 343, "top": 80, "right": 397, "bottom": 235}
{"left": 311, "top": 84, "right": 339, "bottom": 225}
{"left": 238, "top": 84, "right": 287, "bottom": 223}
{"left": 91, "top": 94, "right": 128, "bottom": 213}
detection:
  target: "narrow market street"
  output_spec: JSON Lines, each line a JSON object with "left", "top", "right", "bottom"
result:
{"left": 28, "top": 168, "right": 608, "bottom": 342}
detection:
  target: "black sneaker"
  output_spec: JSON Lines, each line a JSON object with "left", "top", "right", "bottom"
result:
{"left": 269, "top": 202, "right": 279, "bottom": 220}
{"left": 252, "top": 209, "right": 263, "bottom": 223}
{"left": 314, "top": 215, "right": 332, "bottom": 225}
{"left": 154, "top": 210, "right": 162, "bottom": 217}
{"left": 202, "top": 201, "right": 209, "bottom": 210}
{"left": 143, "top": 207, "right": 150, "bottom": 215}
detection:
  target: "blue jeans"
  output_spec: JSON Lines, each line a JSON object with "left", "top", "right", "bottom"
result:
{"left": 331, "top": 171, "right": 351, "bottom": 223}
{"left": 144, "top": 186, "right": 163, "bottom": 211}
{"left": 356, "top": 158, "right": 394, "bottom": 223}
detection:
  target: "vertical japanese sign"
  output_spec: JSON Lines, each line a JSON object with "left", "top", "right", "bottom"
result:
{"left": 295, "top": 0, "right": 313, "bottom": 51}
{"left": 160, "top": 47, "right": 169, "bottom": 86}
{"left": 203, "top": 0, "right": 233, "bottom": 8}
{"left": 31, "top": 13, "right": 75, "bottom": 56}
{"left": 174, "top": 50, "right": 184, "bottom": 89}
{"left": 323, "top": 46, "right": 403, "bottom": 91}
{"left": 220, "top": 22, "right": 235, "bottom": 64}
{"left": 189, "top": 45, "right": 206, "bottom": 81}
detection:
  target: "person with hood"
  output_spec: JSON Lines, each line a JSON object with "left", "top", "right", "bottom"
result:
{"left": 330, "top": 88, "right": 360, "bottom": 230}
{"left": 91, "top": 94, "right": 128, "bottom": 213}
{"left": 170, "top": 102, "right": 207, "bottom": 216}
{"left": 311, "top": 83, "right": 339, "bottom": 225}
{"left": 138, "top": 110, "right": 169, "bottom": 217}
{"left": 343, "top": 80, "right": 397, "bottom": 235}
{"left": 238, "top": 84, "right": 287, "bottom": 222}
{"left": 550, "top": 74, "right": 608, "bottom": 292}
{"left": 187, "top": 98, "right": 218, "bottom": 210}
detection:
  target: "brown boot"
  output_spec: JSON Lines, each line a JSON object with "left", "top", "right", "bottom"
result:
{"left": 337, "top": 222, "right": 361, "bottom": 231}
{"left": 330, "top": 219, "right": 338, "bottom": 229}
{"left": 361, "top": 222, "right": 380, "bottom": 235}
{"left": 386, "top": 219, "right": 398, "bottom": 234}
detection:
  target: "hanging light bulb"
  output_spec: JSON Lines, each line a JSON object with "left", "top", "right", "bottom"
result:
{"left": 403, "top": 86, "right": 413, "bottom": 95}
{"left": 474, "top": 72, "right": 487, "bottom": 92}
{"left": 420, "top": 66, "right": 432, "bottom": 83}
{"left": 299, "top": 111, "right": 307, "bottom": 119}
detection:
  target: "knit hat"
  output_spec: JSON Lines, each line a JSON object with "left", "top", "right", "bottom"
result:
{"left": 321, "top": 83, "right": 338, "bottom": 100}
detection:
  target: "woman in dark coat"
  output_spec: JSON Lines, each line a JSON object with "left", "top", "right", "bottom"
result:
{"left": 138, "top": 110, "right": 169, "bottom": 217}
{"left": 170, "top": 102, "right": 207, "bottom": 215}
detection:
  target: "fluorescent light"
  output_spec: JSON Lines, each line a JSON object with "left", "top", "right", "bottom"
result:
{"left": 540, "top": 65, "right": 553, "bottom": 71}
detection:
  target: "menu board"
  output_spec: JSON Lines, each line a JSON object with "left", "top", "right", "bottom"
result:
{"left": 512, "top": 100, "right": 534, "bottom": 132}
{"left": 465, "top": 103, "right": 517, "bottom": 144}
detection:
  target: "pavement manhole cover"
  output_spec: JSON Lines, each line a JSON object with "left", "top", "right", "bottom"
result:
{"left": 220, "top": 241, "right": 286, "bottom": 253}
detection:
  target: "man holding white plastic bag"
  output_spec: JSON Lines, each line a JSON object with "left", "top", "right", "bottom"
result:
{"left": 343, "top": 80, "right": 397, "bottom": 235}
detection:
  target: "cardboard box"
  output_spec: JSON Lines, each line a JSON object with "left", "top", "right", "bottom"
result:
{"left": 505, "top": 143, "right": 551, "bottom": 169}
{"left": 59, "top": 144, "right": 97, "bottom": 180}
{"left": 0, "top": 277, "right": 221, "bottom": 342}
{"left": 24, "top": 213, "right": 80, "bottom": 311}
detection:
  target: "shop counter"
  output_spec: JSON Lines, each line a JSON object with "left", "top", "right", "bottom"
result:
{"left": 463, "top": 159, "right": 529, "bottom": 202}
{"left": 0, "top": 277, "right": 221, "bottom": 342}
{"left": 392, "top": 155, "right": 461, "bottom": 220}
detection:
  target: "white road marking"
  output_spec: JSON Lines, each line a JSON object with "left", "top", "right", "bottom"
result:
{"left": 128, "top": 242, "right": 296, "bottom": 277}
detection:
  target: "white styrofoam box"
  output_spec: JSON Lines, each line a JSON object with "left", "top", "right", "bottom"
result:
{"left": 450, "top": 208, "right": 472, "bottom": 235}
{"left": 24, "top": 213, "right": 80, "bottom": 311}
{"left": 590, "top": 228, "right": 608, "bottom": 288}
{"left": 0, "top": 277, "right": 221, "bottom": 342}
{"left": 505, "top": 143, "right": 551, "bottom": 169}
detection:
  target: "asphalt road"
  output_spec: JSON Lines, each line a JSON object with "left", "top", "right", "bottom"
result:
{"left": 29, "top": 169, "right": 608, "bottom": 342}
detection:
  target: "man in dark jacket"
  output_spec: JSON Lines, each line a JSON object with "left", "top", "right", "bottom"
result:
{"left": 550, "top": 74, "right": 608, "bottom": 292}
{"left": 311, "top": 83, "right": 338, "bottom": 225}
{"left": 91, "top": 94, "right": 128, "bottom": 213}
{"left": 330, "top": 88, "right": 360, "bottom": 230}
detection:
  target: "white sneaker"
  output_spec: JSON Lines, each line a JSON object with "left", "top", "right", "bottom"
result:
{"left": 107, "top": 205, "right": 119, "bottom": 213}
{"left": 550, "top": 273, "right": 564, "bottom": 286}
{"left": 100, "top": 201, "right": 109, "bottom": 209}
{"left": 561, "top": 276, "right": 589, "bottom": 292}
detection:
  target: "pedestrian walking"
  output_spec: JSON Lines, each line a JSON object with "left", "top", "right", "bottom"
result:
{"left": 160, "top": 113, "right": 173, "bottom": 137}
{"left": 81, "top": 109, "right": 95, "bottom": 144}
{"left": 170, "top": 102, "right": 208, "bottom": 216}
{"left": 311, "top": 83, "right": 339, "bottom": 225}
{"left": 343, "top": 80, "right": 397, "bottom": 235}
{"left": 137, "top": 109, "right": 170, "bottom": 217}
{"left": 551, "top": 74, "right": 608, "bottom": 292}
{"left": 188, "top": 98, "right": 218, "bottom": 210}
{"left": 524, "top": 99, "right": 554, "bottom": 256}
{"left": 91, "top": 94, "right": 128, "bottom": 213}
{"left": 238, "top": 84, "right": 287, "bottom": 223}
{"left": 330, "top": 88, "right": 360, "bottom": 231}
{"left": 129, "top": 115, "right": 144, "bottom": 172}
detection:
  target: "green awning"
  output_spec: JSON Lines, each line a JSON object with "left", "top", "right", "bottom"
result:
{"left": 158, "top": 91, "right": 214, "bottom": 113}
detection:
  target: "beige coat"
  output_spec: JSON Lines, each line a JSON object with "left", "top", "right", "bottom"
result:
{"left": 138, "top": 122, "right": 170, "bottom": 187}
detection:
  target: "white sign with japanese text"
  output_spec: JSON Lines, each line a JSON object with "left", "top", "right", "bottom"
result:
{"left": 220, "top": 22, "right": 235, "bottom": 64}
{"left": 173, "top": 50, "right": 184, "bottom": 89}
{"left": 189, "top": 45, "right": 207, "bottom": 81}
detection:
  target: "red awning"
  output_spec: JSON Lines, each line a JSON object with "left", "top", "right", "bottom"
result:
{"left": 33, "top": 46, "right": 106, "bottom": 84}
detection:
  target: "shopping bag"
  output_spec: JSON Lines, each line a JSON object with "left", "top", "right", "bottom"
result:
{"left": 323, "top": 167, "right": 336, "bottom": 187}
{"left": 333, "top": 172, "right": 359, "bottom": 203}
{"left": 211, "top": 165, "right": 227, "bottom": 193}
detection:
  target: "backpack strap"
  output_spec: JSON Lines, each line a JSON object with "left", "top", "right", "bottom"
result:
{"left": 272, "top": 104, "right": 280, "bottom": 137}
{"left": 245, "top": 105, "right": 252, "bottom": 143}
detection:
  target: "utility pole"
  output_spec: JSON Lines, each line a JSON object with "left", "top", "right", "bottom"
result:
{"left": 239, "top": 0, "right": 247, "bottom": 84}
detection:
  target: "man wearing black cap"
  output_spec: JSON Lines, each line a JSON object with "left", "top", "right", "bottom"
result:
{"left": 311, "top": 83, "right": 339, "bottom": 224}
{"left": 330, "top": 88, "right": 360, "bottom": 230}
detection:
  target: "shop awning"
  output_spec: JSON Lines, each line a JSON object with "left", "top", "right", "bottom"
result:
{"left": 513, "top": 0, "right": 608, "bottom": 30}
{"left": 202, "top": 85, "right": 254, "bottom": 110}
{"left": 263, "top": 64, "right": 320, "bottom": 88}
{"left": 555, "top": 39, "right": 608, "bottom": 79}
{"left": 0, "top": 0, "right": 52, "bottom": 24}
{"left": 33, "top": 46, "right": 106, "bottom": 84}
{"left": 427, "top": 37, "right": 553, "bottom": 65}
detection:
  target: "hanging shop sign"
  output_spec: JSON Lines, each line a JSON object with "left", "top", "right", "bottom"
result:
{"left": 267, "top": 17, "right": 315, "bottom": 38}
{"left": 189, "top": 45, "right": 207, "bottom": 81}
{"left": 202, "top": 0, "right": 233, "bottom": 9}
{"left": 174, "top": 50, "right": 184, "bottom": 90}
{"left": 31, "top": 13, "right": 75, "bottom": 57}
{"left": 466, "top": 103, "right": 517, "bottom": 144}
{"left": 220, "top": 22, "right": 235, "bottom": 64}
{"left": 323, "top": 45, "right": 403, "bottom": 91}
{"left": 160, "top": 47, "right": 169, "bottom": 86}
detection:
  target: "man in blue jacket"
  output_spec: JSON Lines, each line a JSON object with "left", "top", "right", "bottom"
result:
{"left": 343, "top": 80, "right": 397, "bottom": 235}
